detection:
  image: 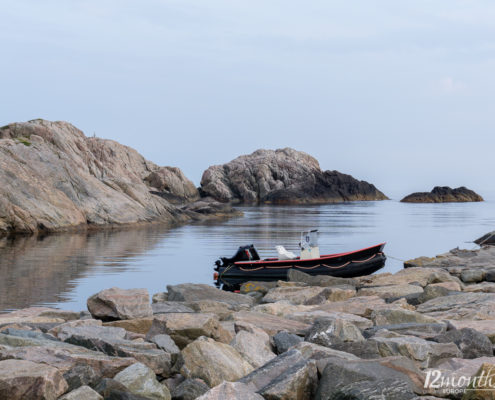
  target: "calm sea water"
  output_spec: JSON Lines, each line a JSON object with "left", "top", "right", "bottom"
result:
{"left": 1, "top": 200, "right": 494, "bottom": 312}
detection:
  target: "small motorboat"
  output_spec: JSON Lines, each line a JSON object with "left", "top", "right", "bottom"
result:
{"left": 214, "top": 230, "right": 386, "bottom": 290}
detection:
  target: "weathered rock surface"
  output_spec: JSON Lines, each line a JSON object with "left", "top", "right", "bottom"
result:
{"left": 166, "top": 283, "right": 254, "bottom": 307}
{"left": 0, "top": 359, "right": 68, "bottom": 400}
{"left": 240, "top": 349, "right": 318, "bottom": 400}
{"left": 58, "top": 325, "right": 171, "bottom": 375}
{"left": 263, "top": 285, "right": 355, "bottom": 305}
{"left": 146, "top": 313, "right": 232, "bottom": 349}
{"left": 233, "top": 311, "right": 310, "bottom": 336}
{"left": 371, "top": 334, "right": 461, "bottom": 368}
{"left": 305, "top": 318, "right": 364, "bottom": 347}
{"left": 178, "top": 337, "right": 254, "bottom": 387}
{"left": 0, "top": 119, "right": 237, "bottom": 236}
{"left": 401, "top": 186, "right": 483, "bottom": 203}
{"left": 446, "top": 320, "right": 495, "bottom": 343}
{"left": 59, "top": 385, "right": 103, "bottom": 400}
{"left": 315, "top": 356, "right": 425, "bottom": 399}
{"left": 417, "top": 292, "right": 495, "bottom": 320}
{"left": 432, "top": 328, "right": 493, "bottom": 359}
{"left": 287, "top": 269, "right": 358, "bottom": 287}
{"left": 114, "top": 362, "right": 171, "bottom": 400}
{"left": 364, "top": 323, "right": 447, "bottom": 340}
{"left": 292, "top": 341, "right": 360, "bottom": 361}
{"left": 170, "top": 378, "right": 209, "bottom": 400}
{"left": 404, "top": 246, "right": 495, "bottom": 272}
{"left": 425, "top": 357, "right": 495, "bottom": 398}
{"left": 87, "top": 287, "right": 153, "bottom": 321}
{"left": 371, "top": 309, "right": 438, "bottom": 326}
{"left": 273, "top": 331, "right": 303, "bottom": 354}
{"left": 357, "top": 284, "right": 424, "bottom": 299}
{"left": 230, "top": 324, "right": 276, "bottom": 368}
{"left": 104, "top": 317, "right": 154, "bottom": 334}
{"left": 200, "top": 148, "right": 388, "bottom": 204}
{"left": 196, "top": 382, "right": 264, "bottom": 400}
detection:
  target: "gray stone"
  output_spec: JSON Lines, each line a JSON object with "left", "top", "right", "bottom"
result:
{"left": 233, "top": 311, "right": 310, "bottom": 336}
{"left": 292, "top": 341, "right": 359, "bottom": 361}
{"left": 149, "top": 334, "right": 180, "bottom": 355}
{"left": 357, "top": 284, "right": 424, "bottom": 299}
{"left": 240, "top": 349, "right": 318, "bottom": 399}
{"left": 146, "top": 313, "right": 232, "bottom": 349}
{"left": 315, "top": 356, "right": 425, "bottom": 400}
{"left": 59, "top": 386, "right": 103, "bottom": 400}
{"left": 371, "top": 309, "right": 438, "bottom": 326}
{"left": 178, "top": 337, "right": 254, "bottom": 387}
{"left": 152, "top": 302, "right": 194, "bottom": 314}
{"left": 196, "top": 382, "right": 264, "bottom": 400}
{"left": 263, "top": 286, "right": 355, "bottom": 305}
{"left": 87, "top": 287, "right": 153, "bottom": 321}
{"left": 460, "top": 269, "right": 486, "bottom": 283}
{"left": 62, "top": 365, "right": 99, "bottom": 392}
{"left": 0, "top": 359, "right": 68, "bottom": 400}
{"left": 330, "top": 340, "right": 382, "bottom": 359}
{"left": 486, "top": 270, "right": 495, "bottom": 282}
{"left": 364, "top": 323, "right": 447, "bottom": 339}
{"left": 59, "top": 325, "right": 172, "bottom": 375}
{"left": 305, "top": 318, "right": 364, "bottom": 347}
{"left": 417, "top": 285, "right": 454, "bottom": 303}
{"left": 286, "top": 310, "right": 373, "bottom": 330}
{"left": 166, "top": 283, "right": 254, "bottom": 307}
{"left": 287, "top": 269, "right": 358, "bottom": 287}
{"left": 114, "top": 363, "right": 171, "bottom": 400}
{"left": 171, "top": 378, "right": 209, "bottom": 400}
{"left": 273, "top": 331, "right": 303, "bottom": 354}
{"left": 371, "top": 334, "right": 461, "bottom": 368}
{"left": 230, "top": 325, "right": 276, "bottom": 368}
{"left": 433, "top": 328, "right": 493, "bottom": 359}
{"left": 416, "top": 292, "right": 495, "bottom": 320}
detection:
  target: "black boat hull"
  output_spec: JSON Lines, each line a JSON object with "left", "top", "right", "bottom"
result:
{"left": 215, "top": 243, "right": 386, "bottom": 289}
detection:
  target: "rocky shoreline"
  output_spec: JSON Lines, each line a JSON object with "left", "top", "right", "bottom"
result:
{"left": 0, "top": 120, "right": 389, "bottom": 237}
{"left": 1, "top": 238, "right": 495, "bottom": 399}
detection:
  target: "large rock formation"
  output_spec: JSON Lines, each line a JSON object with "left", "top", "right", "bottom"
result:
{"left": 200, "top": 148, "right": 388, "bottom": 204}
{"left": 401, "top": 186, "right": 483, "bottom": 203}
{"left": 0, "top": 119, "right": 236, "bottom": 236}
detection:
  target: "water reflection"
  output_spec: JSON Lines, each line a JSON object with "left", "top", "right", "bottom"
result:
{"left": 0, "top": 200, "right": 494, "bottom": 312}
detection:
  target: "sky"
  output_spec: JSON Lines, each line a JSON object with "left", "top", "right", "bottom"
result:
{"left": 1, "top": 0, "right": 494, "bottom": 200}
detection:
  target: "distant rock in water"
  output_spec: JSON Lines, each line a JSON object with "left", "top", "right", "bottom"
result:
{"left": 400, "top": 186, "right": 483, "bottom": 203}
{"left": 0, "top": 119, "right": 235, "bottom": 236}
{"left": 200, "top": 148, "right": 388, "bottom": 204}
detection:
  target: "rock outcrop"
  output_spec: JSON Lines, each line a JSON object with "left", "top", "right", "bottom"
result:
{"left": 200, "top": 148, "right": 388, "bottom": 204}
{"left": 0, "top": 119, "right": 237, "bottom": 236}
{"left": 401, "top": 186, "right": 483, "bottom": 203}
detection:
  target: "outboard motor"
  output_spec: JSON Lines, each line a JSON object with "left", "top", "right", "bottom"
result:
{"left": 214, "top": 244, "right": 260, "bottom": 270}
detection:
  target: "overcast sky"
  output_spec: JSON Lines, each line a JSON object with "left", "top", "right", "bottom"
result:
{"left": 1, "top": 1, "right": 494, "bottom": 199}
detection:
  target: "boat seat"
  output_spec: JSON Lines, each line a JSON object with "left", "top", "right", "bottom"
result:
{"left": 276, "top": 246, "right": 297, "bottom": 260}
